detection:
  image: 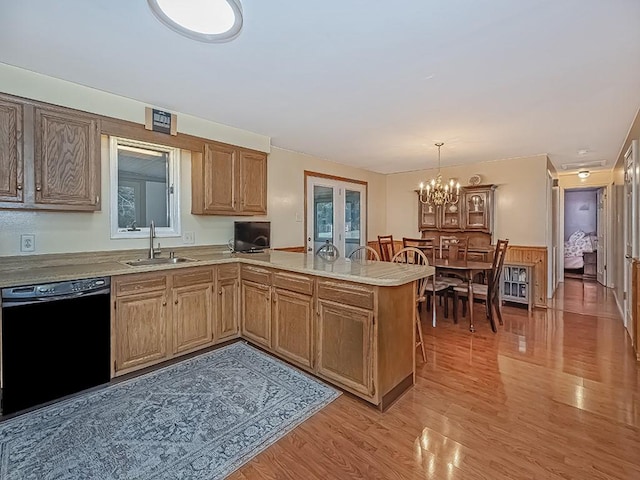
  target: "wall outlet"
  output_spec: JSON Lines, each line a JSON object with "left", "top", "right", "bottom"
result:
{"left": 182, "top": 231, "right": 195, "bottom": 244}
{"left": 20, "top": 234, "right": 35, "bottom": 253}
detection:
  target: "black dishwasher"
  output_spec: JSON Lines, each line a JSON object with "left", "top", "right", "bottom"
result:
{"left": 1, "top": 277, "right": 111, "bottom": 416}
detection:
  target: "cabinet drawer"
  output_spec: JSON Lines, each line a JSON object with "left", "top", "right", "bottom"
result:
{"left": 172, "top": 267, "right": 214, "bottom": 288}
{"left": 241, "top": 265, "right": 272, "bottom": 284}
{"left": 114, "top": 273, "right": 167, "bottom": 296}
{"left": 317, "top": 280, "right": 374, "bottom": 310}
{"left": 217, "top": 263, "right": 238, "bottom": 280}
{"left": 273, "top": 271, "right": 314, "bottom": 295}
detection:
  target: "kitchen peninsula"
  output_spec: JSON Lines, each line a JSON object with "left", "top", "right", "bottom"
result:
{"left": 0, "top": 248, "right": 434, "bottom": 411}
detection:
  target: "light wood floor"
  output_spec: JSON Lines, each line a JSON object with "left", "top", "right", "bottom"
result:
{"left": 230, "top": 278, "right": 639, "bottom": 480}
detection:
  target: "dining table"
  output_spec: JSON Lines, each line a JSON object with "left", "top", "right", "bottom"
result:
{"left": 433, "top": 258, "right": 495, "bottom": 333}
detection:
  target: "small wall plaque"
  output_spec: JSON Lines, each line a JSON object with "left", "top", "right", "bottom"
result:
{"left": 145, "top": 107, "right": 177, "bottom": 135}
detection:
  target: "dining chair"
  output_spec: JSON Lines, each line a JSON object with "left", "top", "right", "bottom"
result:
{"left": 402, "top": 237, "right": 452, "bottom": 317}
{"left": 348, "top": 245, "right": 380, "bottom": 262}
{"left": 452, "top": 238, "right": 509, "bottom": 331}
{"left": 393, "top": 245, "right": 449, "bottom": 326}
{"left": 391, "top": 247, "right": 430, "bottom": 362}
{"left": 377, "top": 235, "right": 396, "bottom": 262}
{"left": 316, "top": 240, "right": 340, "bottom": 261}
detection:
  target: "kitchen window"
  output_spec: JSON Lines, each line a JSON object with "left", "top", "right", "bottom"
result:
{"left": 109, "top": 137, "right": 181, "bottom": 239}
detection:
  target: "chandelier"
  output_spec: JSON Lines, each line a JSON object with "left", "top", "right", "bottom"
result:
{"left": 418, "top": 142, "right": 460, "bottom": 207}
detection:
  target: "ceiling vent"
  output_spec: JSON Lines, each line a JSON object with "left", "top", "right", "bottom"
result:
{"left": 560, "top": 160, "right": 606, "bottom": 170}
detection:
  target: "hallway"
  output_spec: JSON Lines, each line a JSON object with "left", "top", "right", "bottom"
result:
{"left": 230, "top": 278, "right": 639, "bottom": 479}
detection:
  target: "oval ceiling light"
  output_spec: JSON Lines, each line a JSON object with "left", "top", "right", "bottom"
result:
{"left": 578, "top": 170, "right": 590, "bottom": 179}
{"left": 148, "top": 0, "right": 243, "bottom": 43}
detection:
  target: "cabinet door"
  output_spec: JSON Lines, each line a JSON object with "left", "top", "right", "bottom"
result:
{"left": 418, "top": 199, "right": 439, "bottom": 229}
{"left": 0, "top": 97, "right": 23, "bottom": 203}
{"left": 172, "top": 283, "right": 213, "bottom": 354}
{"left": 463, "top": 187, "right": 494, "bottom": 232}
{"left": 201, "top": 143, "right": 237, "bottom": 213}
{"left": 316, "top": 299, "right": 374, "bottom": 397}
{"left": 114, "top": 290, "right": 167, "bottom": 374}
{"left": 241, "top": 280, "right": 272, "bottom": 347}
{"left": 34, "top": 106, "right": 100, "bottom": 210}
{"left": 217, "top": 277, "right": 239, "bottom": 340}
{"left": 239, "top": 150, "right": 267, "bottom": 214}
{"left": 441, "top": 203, "right": 462, "bottom": 230}
{"left": 272, "top": 288, "right": 313, "bottom": 369}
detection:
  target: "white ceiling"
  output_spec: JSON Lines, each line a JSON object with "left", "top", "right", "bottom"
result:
{"left": 1, "top": 0, "right": 639, "bottom": 175}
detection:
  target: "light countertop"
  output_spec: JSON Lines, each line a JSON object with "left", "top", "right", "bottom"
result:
{"left": 0, "top": 247, "right": 435, "bottom": 289}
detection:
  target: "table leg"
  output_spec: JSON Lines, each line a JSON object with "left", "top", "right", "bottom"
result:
{"left": 431, "top": 274, "right": 436, "bottom": 328}
{"left": 468, "top": 280, "right": 475, "bottom": 332}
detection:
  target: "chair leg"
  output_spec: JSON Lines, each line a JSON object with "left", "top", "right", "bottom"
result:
{"left": 415, "top": 307, "right": 427, "bottom": 363}
{"left": 453, "top": 291, "right": 459, "bottom": 324}
{"left": 462, "top": 298, "right": 467, "bottom": 317}
{"left": 443, "top": 292, "right": 449, "bottom": 318}
{"left": 493, "top": 295, "right": 504, "bottom": 326}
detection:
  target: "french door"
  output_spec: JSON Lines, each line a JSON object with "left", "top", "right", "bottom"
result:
{"left": 306, "top": 176, "right": 367, "bottom": 259}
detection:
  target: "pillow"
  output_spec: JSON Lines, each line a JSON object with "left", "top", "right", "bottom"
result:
{"left": 568, "top": 230, "right": 586, "bottom": 243}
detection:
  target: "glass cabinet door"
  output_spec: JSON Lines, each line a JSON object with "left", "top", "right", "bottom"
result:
{"left": 418, "top": 200, "right": 438, "bottom": 229}
{"left": 463, "top": 186, "right": 495, "bottom": 232}
{"left": 441, "top": 202, "right": 461, "bottom": 229}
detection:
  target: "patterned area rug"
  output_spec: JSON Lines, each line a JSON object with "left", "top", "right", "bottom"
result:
{"left": 0, "top": 341, "right": 340, "bottom": 479}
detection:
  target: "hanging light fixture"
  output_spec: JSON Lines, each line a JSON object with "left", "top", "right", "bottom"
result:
{"left": 418, "top": 142, "right": 460, "bottom": 207}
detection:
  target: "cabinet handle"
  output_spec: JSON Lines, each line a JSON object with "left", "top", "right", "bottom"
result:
{"left": 174, "top": 299, "right": 178, "bottom": 305}
{"left": 36, "top": 185, "right": 42, "bottom": 192}
{"left": 162, "top": 301, "right": 167, "bottom": 306}
{"left": 17, "top": 184, "right": 22, "bottom": 190}
{"left": 219, "top": 289, "right": 223, "bottom": 295}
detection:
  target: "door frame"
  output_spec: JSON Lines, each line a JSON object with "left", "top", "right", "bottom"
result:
{"left": 558, "top": 183, "right": 612, "bottom": 287}
{"left": 304, "top": 171, "right": 368, "bottom": 256}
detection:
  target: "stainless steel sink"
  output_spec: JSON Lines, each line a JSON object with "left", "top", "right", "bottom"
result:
{"left": 124, "top": 257, "right": 197, "bottom": 267}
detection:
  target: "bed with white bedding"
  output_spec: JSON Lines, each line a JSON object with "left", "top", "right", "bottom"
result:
{"left": 564, "top": 230, "right": 596, "bottom": 270}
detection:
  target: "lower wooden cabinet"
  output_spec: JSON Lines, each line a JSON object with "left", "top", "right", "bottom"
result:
{"left": 216, "top": 264, "right": 240, "bottom": 341}
{"left": 272, "top": 288, "right": 314, "bottom": 369}
{"left": 171, "top": 268, "right": 214, "bottom": 355}
{"left": 241, "top": 279, "right": 272, "bottom": 347}
{"left": 112, "top": 273, "right": 168, "bottom": 375}
{"left": 316, "top": 299, "right": 374, "bottom": 397}
{"left": 112, "top": 263, "right": 416, "bottom": 411}
{"left": 112, "top": 266, "right": 216, "bottom": 377}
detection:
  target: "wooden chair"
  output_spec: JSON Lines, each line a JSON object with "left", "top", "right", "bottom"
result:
{"left": 452, "top": 238, "right": 509, "bottom": 332}
{"left": 402, "top": 237, "right": 451, "bottom": 317}
{"left": 439, "top": 236, "right": 469, "bottom": 261}
{"left": 391, "top": 247, "right": 430, "bottom": 362}
{"left": 348, "top": 245, "right": 380, "bottom": 262}
{"left": 377, "top": 235, "right": 395, "bottom": 261}
{"left": 316, "top": 240, "right": 340, "bottom": 261}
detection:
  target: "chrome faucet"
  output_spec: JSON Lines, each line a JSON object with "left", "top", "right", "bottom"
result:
{"left": 148, "top": 220, "right": 161, "bottom": 258}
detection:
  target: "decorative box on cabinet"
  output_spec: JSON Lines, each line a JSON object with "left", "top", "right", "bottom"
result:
{"left": 501, "top": 262, "right": 534, "bottom": 311}
{"left": 191, "top": 142, "right": 267, "bottom": 216}
{"left": 0, "top": 93, "right": 101, "bottom": 211}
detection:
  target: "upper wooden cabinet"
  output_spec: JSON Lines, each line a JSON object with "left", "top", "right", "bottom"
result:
{"left": 0, "top": 93, "right": 101, "bottom": 212}
{"left": 418, "top": 184, "right": 496, "bottom": 234}
{"left": 192, "top": 142, "right": 267, "bottom": 216}
{"left": 0, "top": 97, "right": 23, "bottom": 203}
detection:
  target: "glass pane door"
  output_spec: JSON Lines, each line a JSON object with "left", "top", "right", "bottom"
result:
{"left": 313, "top": 185, "right": 335, "bottom": 254}
{"left": 344, "top": 189, "right": 362, "bottom": 259}
{"left": 306, "top": 177, "right": 366, "bottom": 258}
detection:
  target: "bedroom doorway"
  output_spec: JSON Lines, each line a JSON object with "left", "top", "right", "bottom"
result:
{"left": 563, "top": 186, "right": 607, "bottom": 285}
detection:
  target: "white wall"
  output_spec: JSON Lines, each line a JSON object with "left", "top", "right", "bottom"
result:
{"left": 564, "top": 190, "right": 597, "bottom": 240}
{"left": 385, "top": 155, "right": 549, "bottom": 246}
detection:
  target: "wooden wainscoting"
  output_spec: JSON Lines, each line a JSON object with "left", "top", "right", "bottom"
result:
{"left": 505, "top": 245, "right": 548, "bottom": 309}
{"left": 273, "top": 246, "right": 306, "bottom": 253}
{"left": 633, "top": 259, "right": 639, "bottom": 360}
